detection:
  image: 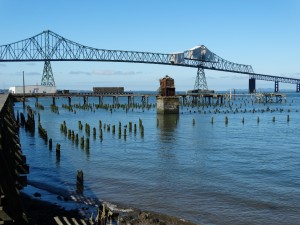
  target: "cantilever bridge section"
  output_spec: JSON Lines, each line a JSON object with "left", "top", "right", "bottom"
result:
{"left": 0, "top": 30, "right": 299, "bottom": 92}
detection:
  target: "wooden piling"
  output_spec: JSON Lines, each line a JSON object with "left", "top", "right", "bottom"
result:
{"left": 76, "top": 170, "right": 84, "bottom": 194}
{"left": 75, "top": 134, "right": 79, "bottom": 145}
{"left": 49, "top": 138, "right": 52, "bottom": 150}
{"left": 80, "top": 137, "right": 84, "bottom": 148}
{"left": 85, "top": 137, "right": 89, "bottom": 150}
{"left": 56, "top": 143, "right": 61, "bottom": 156}
{"left": 134, "top": 123, "right": 137, "bottom": 135}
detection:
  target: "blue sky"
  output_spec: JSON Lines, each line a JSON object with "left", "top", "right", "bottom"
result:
{"left": 0, "top": 0, "right": 299, "bottom": 91}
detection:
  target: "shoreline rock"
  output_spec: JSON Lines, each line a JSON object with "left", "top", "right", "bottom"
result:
{"left": 21, "top": 192, "right": 198, "bottom": 225}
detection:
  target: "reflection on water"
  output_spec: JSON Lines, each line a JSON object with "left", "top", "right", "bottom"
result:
{"left": 157, "top": 114, "right": 179, "bottom": 159}
{"left": 157, "top": 113, "right": 178, "bottom": 133}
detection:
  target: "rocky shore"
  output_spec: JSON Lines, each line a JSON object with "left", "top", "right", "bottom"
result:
{"left": 21, "top": 192, "right": 198, "bottom": 225}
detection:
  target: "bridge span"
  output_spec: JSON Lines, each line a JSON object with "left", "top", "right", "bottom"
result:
{"left": 1, "top": 30, "right": 299, "bottom": 93}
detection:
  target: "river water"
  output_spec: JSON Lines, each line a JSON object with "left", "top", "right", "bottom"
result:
{"left": 15, "top": 93, "right": 300, "bottom": 225}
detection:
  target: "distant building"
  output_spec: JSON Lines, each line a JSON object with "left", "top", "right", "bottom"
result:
{"left": 8, "top": 85, "right": 57, "bottom": 94}
{"left": 93, "top": 87, "right": 124, "bottom": 94}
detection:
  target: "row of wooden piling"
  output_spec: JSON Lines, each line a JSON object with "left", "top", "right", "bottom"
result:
{"left": 186, "top": 106, "right": 295, "bottom": 115}
{"left": 38, "top": 113, "right": 48, "bottom": 142}
{"left": 192, "top": 115, "right": 292, "bottom": 125}
{"left": 0, "top": 95, "right": 29, "bottom": 224}
{"left": 60, "top": 118, "right": 145, "bottom": 150}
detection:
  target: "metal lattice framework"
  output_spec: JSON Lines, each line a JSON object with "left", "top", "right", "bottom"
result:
{"left": 41, "top": 60, "right": 55, "bottom": 86}
{"left": 249, "top": 73, "right": 300, "bottom": 84}
{"left": 0, "top": 30, "right": 299, "bottom": 88}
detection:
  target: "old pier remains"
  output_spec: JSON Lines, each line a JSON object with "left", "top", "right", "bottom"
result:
{"left": 157, "top": 75, "right": 179, "bottom": 114}
{"left": 0, "top": 94, "right": 29, "bottom": 224}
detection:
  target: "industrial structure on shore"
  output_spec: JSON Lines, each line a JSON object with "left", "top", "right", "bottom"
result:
{"left": 8, "top": 85, "right": 56, "bottom": 94}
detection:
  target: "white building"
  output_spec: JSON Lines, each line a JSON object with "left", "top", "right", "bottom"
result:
{"left": 186, "top": 45, "right": 215, "bottom": 62}
{"left": 9, "top": 85, "right": 57, "bottom": 94}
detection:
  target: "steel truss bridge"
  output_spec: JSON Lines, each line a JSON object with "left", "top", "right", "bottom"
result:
{"left": 0, "top": 30, "right": 299, "bottom": 92}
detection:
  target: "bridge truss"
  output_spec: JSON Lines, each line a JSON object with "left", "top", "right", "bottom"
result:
{"left": 0, "top": 30, "right": 299, "bottom": 92}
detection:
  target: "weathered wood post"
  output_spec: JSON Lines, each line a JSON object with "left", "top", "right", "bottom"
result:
{"left": 225, "top": 116, "right": 228, "bottom": 125}
{"left": 49, "top": 138, "right": 52, "bottom": 150}
{"left": 56, "top": 143, "right": 60, "bottom": 155}
{"left": 76, "top": 170, "right": 84, "bottom": 194}
{"left": 68, "top": 96, "right": 71, "bottom": 106}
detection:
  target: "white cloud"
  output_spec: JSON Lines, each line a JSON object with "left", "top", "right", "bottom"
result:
{"left": 27, "top": 62, "right": 37, "bottom": 66}
{"left": 69, "top": 71, "right": 92, "bottom": 75}
{"left": 22, "top": 72, "right": 41, "bottom": 76}
{"left": 69, "top": 70, "right": 142, "bottom": 76}
{"left": 93, "top": 70, "right": 142, "bottom": 76}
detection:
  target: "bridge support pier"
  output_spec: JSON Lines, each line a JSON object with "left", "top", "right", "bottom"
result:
{"left": 157, "top": 96, "right": 179, "bottom": 114}
{"left": 217, "top": 95, "right": 223, "bottom": 105}
{"left": 41, "top": 60, "right": 56, "bottom": 86}
{"left": 275, "top": 81, "right": 279, "bottom": 93}
{"left": 297, "top": 83, "right": 300, "bottom": 92}
{"left": 52, "top": 97, "right": 56, "bottom": 105}
{"left": 113, "top": 96, "right": 119, "bottom": 105}
{"left": 192, "top": 96, "right": 198, "bottom": 105}
{"left": 204, "top": 95, "right": 212, "bottom": 105}
{"left": 249, "top": 78, "right": 256, "bottom": 93}
{"left": 83, "top": 96, "right": 88, "bottom": 105}
{"left": 68, "top": 97, "right": 71, "bottom": 106}
{"left": 142, "top": 96, "right": 148, "bottom": 106}
{"left": 99, "top": 96, "right": 103, "bottom": 105}
{"left": 128, "top": 96, "right": 134, "bottom": 106}
{"left": 195, "top": 68, "right": 208, "bottom": 90}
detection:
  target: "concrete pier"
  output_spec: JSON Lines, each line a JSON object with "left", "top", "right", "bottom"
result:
{"left": 156, "top": 96, "right": 179, "bottom": 114}
{"left": 156, "top": 75, "right": 179, "bottom": 114}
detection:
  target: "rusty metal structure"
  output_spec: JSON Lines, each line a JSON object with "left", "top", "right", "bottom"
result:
{"left": 159, "top": 75, "right": 176, "bottom": 96}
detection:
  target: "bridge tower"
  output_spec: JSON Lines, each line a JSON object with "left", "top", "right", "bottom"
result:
{"left": 194, "top": 68, "right": 208, "bottom": 90}
{"left": 41, "top": 60, "right": 56, "bottom": 86}
{"left": 274, "top": 81, "right": 279, "bottom": 93}
{"left": 249, "top": 78, "right": 256, "bottom": 93}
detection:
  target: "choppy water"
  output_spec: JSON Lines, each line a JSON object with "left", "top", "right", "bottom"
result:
{"left": 15, "top": 93, "right": 300, "bottom": 225}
